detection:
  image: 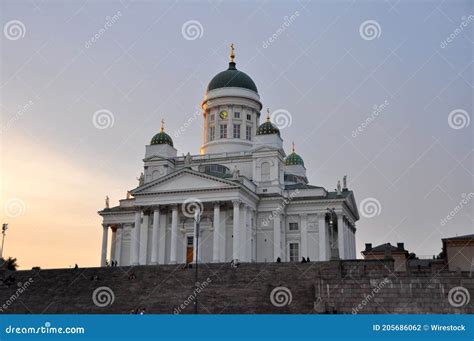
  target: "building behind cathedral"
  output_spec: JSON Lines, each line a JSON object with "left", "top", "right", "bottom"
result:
{"left": 98, "top": 47, "right": 359, "bottom": 267}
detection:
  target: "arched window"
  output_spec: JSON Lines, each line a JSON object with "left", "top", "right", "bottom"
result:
{"left": 261, "top": 162, "right": 271, "bottom": 181}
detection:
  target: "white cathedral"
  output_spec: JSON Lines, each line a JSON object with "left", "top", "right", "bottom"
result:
{"left": 99, "top": 47, "right": 360, "bottom": 267}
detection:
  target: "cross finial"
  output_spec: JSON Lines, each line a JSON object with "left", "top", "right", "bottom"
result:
{"left": 266, "top": 108, "right": 270, "bottom": 121}
{"left": 230, "top": 43, "right": 235, "bottom": 62}
{"left": 292, "top": 141, "right": 295, "bottom": 153}
{"left": 160, "top": 119, "right": 165, "bottom": 132}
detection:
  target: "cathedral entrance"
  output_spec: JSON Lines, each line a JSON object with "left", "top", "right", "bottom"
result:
{"left": 186, "top": 236, "right": 194, "bottom": 263}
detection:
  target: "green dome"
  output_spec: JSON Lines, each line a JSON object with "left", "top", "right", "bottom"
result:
{"left": 207, "top": 62, "right": 258, "bottom": 93}
{"left": 285, "top": 152, "right": 304, "bottom": 166}
{"left": 150, "top": 130, "right": 173, "bottom": 147}
{"left": 256, "top": 117, "right": 280, "bottom": 136}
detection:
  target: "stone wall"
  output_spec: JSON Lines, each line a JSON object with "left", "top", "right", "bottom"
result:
{"left": 0, "top": 260, "right": 472, "bottom": 314}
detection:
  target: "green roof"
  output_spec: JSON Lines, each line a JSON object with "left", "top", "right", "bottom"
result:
{"left": 285, "top": 152, "right": 304, "bottom": 166}
{"left": 256, "top": 119, "right": 280, "bottom": 136}
{"left": 207, "top": 62, "right": 258, "bottom": 93}
{"left": 150, "top": 131, "right": 173, "bottom": 147}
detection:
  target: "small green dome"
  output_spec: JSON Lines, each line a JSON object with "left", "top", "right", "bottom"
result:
{"left": 256, "top": 117, "right": 280, "bottom": 136}
{"left": 285, "top": 152, "right": 304, "bottom": 166}
{"left": 151, "top": 121, "right": 173, "bottom": 147}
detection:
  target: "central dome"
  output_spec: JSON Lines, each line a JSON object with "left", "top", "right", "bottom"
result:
{"left": 206, "top": 61, "right": 258, "bottom": 93}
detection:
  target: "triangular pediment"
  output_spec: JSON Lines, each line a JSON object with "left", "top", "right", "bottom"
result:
{"left": 132, "top": 169, "right": 239, "bottom": 195}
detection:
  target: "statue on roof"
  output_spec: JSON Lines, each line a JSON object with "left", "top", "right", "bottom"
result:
{"left": 105, "top": 196, "right": 110, "bottom": 209}
{"left": 126, "top": 191, "right": 132, "bottom": 200}
{"left": 232, "top": 166, "right": 240, "bottom": 180}
{"left": 336, "top": 180, "right": 341, "bottom": 195}
{"left": 184, "top": 152, "right": 192, "bottom": 167}
{"left": 137, "top": 172, "right": 145, "bottom": 186}
{"left": 343, "top": 175, "right": 347, "bottom": 190}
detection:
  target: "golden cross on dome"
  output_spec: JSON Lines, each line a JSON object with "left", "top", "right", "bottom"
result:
{"left": 160, "top": 119, "right": 165, "bottom": 132}
{"left": 230, "top": 43, "right": 235, "bottom": 62}
{"left": 266, "top": 108, "right": 270, "bottom": 121}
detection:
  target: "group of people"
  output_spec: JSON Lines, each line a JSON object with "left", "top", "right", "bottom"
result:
{"left": 105, "top": 260, "right": 118, "bottom": 267}
{"left": 130, "top": 307, "right": 146, "bottom": 314}
{"left": 275, "top": 257, "right": 311, "bottom": 263}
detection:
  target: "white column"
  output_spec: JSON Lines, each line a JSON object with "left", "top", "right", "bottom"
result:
{"left": 232, "top": 200, "right": 240, "bottom": 261}
{"left": 115, "top": 225, "right": 123, "bottom": 265}
{"left": 273, "top": 214, "right": 281, "bottom": 261}
{"left": 212, "top": 202, "right": 221, "bottom": 263}
{"left": 219, "top": 209, "right": 227, "bottom": 262}
{"left": 170, "top": 204, "right": 178, "bottom": 264}
{"left": 150, "top": 207, "right": 160, "bottom": 265}
{"left": 246, "top": 206, "right": 252, "bottom": 261}
{"left": 318, "top": 214, "right": 326, "bottom": 261}
{"left": 139, "top": 212, "right": 149, "bottom": 265}
{"left": 158, "top": 212, "right": 167, "bottom": 264}
{"left": 300, "top": 214, "right": 308, "bottom": 259}
{"left": 252, "top": 209, "right": 257, "bottom": 262}
{"left": 110, "top": 227, "right": 117, "bottom": 262}
{"left": 100, "top": 224, "right": 108, "bottom": 267}
{"left": 193, "top": 212, "right": 201, "bottom": 263}
{"left": 131, "top": 210, "right": 141, "bottom": 265}
{"left": 338, "top": 214, "right": 345, "bottom": 259}
{"left": 240, "top": 204, "right": 248, "bottom": 261}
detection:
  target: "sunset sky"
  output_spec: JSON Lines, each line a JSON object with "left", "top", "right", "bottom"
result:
{"left": 1, "top": 0, "right": 472, "bottom": 269}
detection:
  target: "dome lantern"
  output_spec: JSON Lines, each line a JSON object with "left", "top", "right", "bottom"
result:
{"left": 285, "top": 142, "right": 304, "bottom": 166}
{"left": 150, "top": 119, "right": 174, "bottom": 147}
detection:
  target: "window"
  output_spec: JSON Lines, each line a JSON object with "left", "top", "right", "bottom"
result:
{"left": 234, "top": 112, "right": 240, "bottom": 119}
{"left": 289, "top": 243, "right": 299, "bottom": 262}
{"left": 247, "top": 114, "right": 251, "bottom": 121}
{"left": 187, "top": 236, "right": 194, "bottom": 246}
{"left": 220, "top": 124, "right": 227, "bottom": 138}
{"left": 233, "top": 124, "right": 241, "bottom": 138}
{"left": 209, "top": 126, "right": 215, "bottom": 141}
{"left": 261, "top": 162, "right": 270, "bottom": 181}
{"left": 246, "top": 126, "right": 252, "bottom": 141}
{"left": 289, "top": 222, "right": 298, "bottom": 231}
{"left": 210, "top": 114, "right": 215, "bottom": 121}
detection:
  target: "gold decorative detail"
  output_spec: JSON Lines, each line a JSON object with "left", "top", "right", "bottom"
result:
{"left": 160, "top": 119, "right": 165, "bottom": 132}
{"left": 230, "top": 43, "right": 235, "bottom": 62}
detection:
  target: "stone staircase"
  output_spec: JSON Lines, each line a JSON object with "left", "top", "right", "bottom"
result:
{"left": 0, "top": 260, "right": 472, "bottom": 314}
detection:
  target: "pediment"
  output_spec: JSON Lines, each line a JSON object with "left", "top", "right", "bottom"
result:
{"left": 132, "top": 169, "right": 238, "bottom": 195}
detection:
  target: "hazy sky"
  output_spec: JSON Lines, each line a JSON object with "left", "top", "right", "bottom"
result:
{"left": 1, "top": 0, "right": 472, "bottom": 269}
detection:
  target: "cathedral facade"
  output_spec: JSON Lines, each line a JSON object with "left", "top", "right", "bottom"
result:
{"left": 98, "top": 48, "right": 359, "bottom": 267}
